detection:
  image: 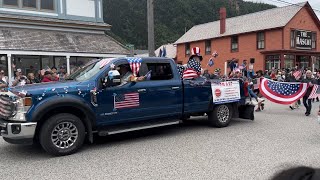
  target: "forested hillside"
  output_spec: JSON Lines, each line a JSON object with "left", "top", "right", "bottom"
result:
{"left": 103, "top": 0, "right": 276, "bottom": 49}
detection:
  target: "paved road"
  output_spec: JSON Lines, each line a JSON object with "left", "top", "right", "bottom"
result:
{"left": 1, "top": 101, "right": 320, "bottom": 180}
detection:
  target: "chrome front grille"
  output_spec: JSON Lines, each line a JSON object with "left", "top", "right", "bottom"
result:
{"left": 0, "top": 95, "right": 15, "bottom": 119}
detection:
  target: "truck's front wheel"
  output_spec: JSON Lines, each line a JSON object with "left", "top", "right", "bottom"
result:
{"left": 39, "top": 113, "right": 85, "bottom": 156}
{"left": 208, "top": 105, "right": 232, "bottom": 128}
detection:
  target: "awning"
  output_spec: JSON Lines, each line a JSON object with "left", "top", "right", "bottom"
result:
{"left": 0, "top": 27, "right": 129, "bottom": 55}
{"left": 260, "top": 49, "right": 320, "bottom": 56}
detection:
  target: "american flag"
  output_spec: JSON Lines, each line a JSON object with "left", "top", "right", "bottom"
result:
{"left": 127, "top": 58, "right": 142, "bottom": 76}
{"left": 183, "top": 68, "right": 199, "bottom": 80}
{"left": 260, "top": 78, "right": 308, "bottom": 105}
{"left": 99, "top": 58, "right": 114, "bottom": 69}
{"left": 114, "top": 93, "right": 140, "bottom": 109}
{"left": 212, "top": 51, "right": 219, "bottom": 58}
{"left": 208, "top": 58, "right": 214, "bottom": 67}
{"left": 239, "top": 65, "right": 245, "bottom": 70}
{"left": 293, "top": 70, "right": 302, "bottom": 79}
{"left": 309, "top": 84, "right": 320, "bottom": 99}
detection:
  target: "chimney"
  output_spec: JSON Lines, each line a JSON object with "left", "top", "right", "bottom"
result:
{"left": 220, "top": 7, "right": 226, "bottom": 34}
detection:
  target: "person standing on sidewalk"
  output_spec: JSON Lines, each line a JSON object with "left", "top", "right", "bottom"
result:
{"left": 301, "top": 70, "right": 317, "bottom": 116}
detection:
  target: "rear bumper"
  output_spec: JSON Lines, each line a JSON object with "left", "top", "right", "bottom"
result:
{"left": 0, "top": 119, "right": 37, "bottom": 145}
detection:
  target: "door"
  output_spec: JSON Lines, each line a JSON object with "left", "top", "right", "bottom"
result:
{"left": 95, "top": 60, "right": 147, "bottom": 125}
{"left": 95, "top": 59, "right": 183, "bottom": 126}
{"left": 136, "top": 60, "right": 183, "bottom": 119}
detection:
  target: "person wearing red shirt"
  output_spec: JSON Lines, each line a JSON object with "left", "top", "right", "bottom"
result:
{"left": 42, "top": 71, "right": 53, "bottom": 83}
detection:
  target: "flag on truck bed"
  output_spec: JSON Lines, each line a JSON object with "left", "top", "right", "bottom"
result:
{"left": 114, "top": 93, "right": 140, "bottom": 109}
{"left": 259, "top": 78, "right": 308, "bottom": 105}
{"left": 309, "top": 84, "right": 320, "bottom": 99}
{"left": 183, "top": 68, "right": 199, "bottom": 80}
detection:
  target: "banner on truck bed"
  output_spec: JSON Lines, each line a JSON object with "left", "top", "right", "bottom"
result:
{"left": 211, "top": 81, "right": 241, "bottom": 104}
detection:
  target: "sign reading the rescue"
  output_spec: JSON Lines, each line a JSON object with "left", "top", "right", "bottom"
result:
{"left": 211, "top": 81, "right": 241, "bottom": 104}
{"left": 296, "top": 30, "right": 312, "bottom": 50}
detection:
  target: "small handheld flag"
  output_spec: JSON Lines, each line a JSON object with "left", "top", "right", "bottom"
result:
{"left": 213, "top": 51, "right": 218, "bottom": 58}
{"left": 162, "top": 47, "right": 167, "bottom": 57}
{"left": 144, "top": 70, "right": 152, "bottom": 80}
{"left": 208, "top": 58, "right": 214, "bottom": 67}
{"left": 158, "top": 49, "right": 163, "bottom": 57}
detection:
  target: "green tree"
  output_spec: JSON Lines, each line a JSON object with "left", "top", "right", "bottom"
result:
{"left": 103, "top": 0, "right": 276, "bottom": 49}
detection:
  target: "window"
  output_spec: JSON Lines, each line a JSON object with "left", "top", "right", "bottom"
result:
{"left": 41, "top": 0, "right": 54, "bottom": 10}
{"left": 284, "top": 54, "right": 295, "bottom": 69}
{"left": 12, "top": 55, "right": 41, "bottom": 75}
{"left": 297, "top": 56, "right": 309, "bottom": 68}
{"left": 312, "top": 32, "right": 317, "bottom": 49}
{"left": 3, "top": 0, "right": 55, "bottom": 11}
{"left": 290, "top": 30, "right": 296, "bottom": 48}
{"left": 265, "top": 55, "right": 280, "bottom": 70}
{"left": 185, "top": 43, "right": 190, "bottom": 56}
{"left": 3, "top": 0, "right": 18, "bottom": 6}
{"left": 41, "top": 56, "right": 54, "bottom": 70}
{"left": 69, "top": 57, "right": 98, "bottom": 73}
{"left": 146, "top": 63, "right": 173, "bottom": 80}
{"left": 0, "top": 55, "right": 8, "bottom": 76}
{"left": 257, "top": 32, "right": 265, "bottom": 49}
{"left": 23, "top": 0, "right": 37, "bottom": 8}
{"left": 68, "top": 60, "right": 102, "bottom": 81}
{"left": 205, "top": 40, "right": 211, "bottom": 55}
{"left": 315, "top": 56, "right": 320, "bottom": 70}
{"left": 231, "top": 36, "right": 238, "bottom": 52}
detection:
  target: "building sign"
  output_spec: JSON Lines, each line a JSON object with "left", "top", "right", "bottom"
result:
{"left": 296, "top": 30, "right": 312, "bottom": 50}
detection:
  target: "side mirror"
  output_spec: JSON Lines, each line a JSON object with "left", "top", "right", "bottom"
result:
{"left": 104, "top": 70, "right": 121, "bottom": 87}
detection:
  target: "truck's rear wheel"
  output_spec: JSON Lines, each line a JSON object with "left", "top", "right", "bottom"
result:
{"left": 39, "top": 113, "right": 85, "bottom": 156}
{"left": 208, "top": 104, "right": 232, "bottom": 128}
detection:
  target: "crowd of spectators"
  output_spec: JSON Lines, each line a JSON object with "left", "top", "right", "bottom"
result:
{"left": 0, "top": 65, "right": 68, "bottom": 89}
{"left": 203, "top": 63, "right": 320, "bottom": 116}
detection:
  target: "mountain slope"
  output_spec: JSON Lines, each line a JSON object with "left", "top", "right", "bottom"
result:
{"left": 103, "top": 0, "right": 276, "bottom": 49}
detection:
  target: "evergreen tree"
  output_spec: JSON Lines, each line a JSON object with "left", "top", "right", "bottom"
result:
{"left": 103, "top": 0, "right": 276, "bottom": 49}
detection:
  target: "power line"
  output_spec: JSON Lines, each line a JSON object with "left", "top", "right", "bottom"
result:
{"left": 267, "top": 0, "right": 320, "bottom": 13}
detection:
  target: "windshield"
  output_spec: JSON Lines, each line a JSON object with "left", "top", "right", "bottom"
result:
{"left": 67, "top": 59, "right": 106, "bottom": 81}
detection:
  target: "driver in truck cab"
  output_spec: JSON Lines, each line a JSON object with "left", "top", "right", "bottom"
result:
{"left": 118, "top": 64, "right": 145, "bottom": 85}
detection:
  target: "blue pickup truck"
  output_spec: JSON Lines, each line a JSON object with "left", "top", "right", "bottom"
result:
{"left": 0, "top": 57, "right": 252, "bottom": 156}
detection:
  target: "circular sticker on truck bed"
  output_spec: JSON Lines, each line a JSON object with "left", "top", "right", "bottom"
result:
{"left": 215, "top": 89, "right": 222, "bottom": 98}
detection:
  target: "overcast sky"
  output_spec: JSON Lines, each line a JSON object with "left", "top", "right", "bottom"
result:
{"left": 244, "top": 0, "right": 320, "bottom": 19}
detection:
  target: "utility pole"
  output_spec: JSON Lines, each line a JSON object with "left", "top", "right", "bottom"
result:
{"left": 147, "top": 0, "right": 156, "bottom": 57}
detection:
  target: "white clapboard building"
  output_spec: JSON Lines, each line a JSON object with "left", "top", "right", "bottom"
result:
{"left": 0, "top": 0, "right": 129, "bottom": 81}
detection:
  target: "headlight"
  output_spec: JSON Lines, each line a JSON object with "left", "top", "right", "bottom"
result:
{"left": 10, "top": 97, "right": 32, "bottom": 121}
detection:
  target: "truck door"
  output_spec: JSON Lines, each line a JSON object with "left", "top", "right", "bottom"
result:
{"left": 95, "top": 59, "right": 183, "bottom": 125}
{"left": 183, "top": 80, "right": 212, "bottom": 113}
{"left": 95, "top": 60, "right": 147, "bottom": 125}
{"left": 137, "top": 60, "right": 183, "bottom": 119}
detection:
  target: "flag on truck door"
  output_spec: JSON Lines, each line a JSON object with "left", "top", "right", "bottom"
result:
{"left": 114, "top": 93, "right": 140, "bottom": 110}
{"left": 259, "top": 78, "right": 308, "bottom": 105}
